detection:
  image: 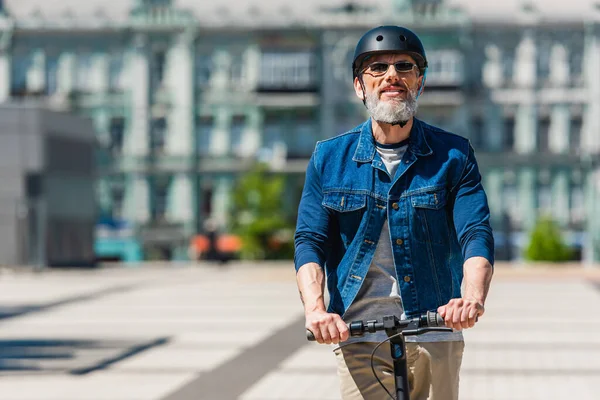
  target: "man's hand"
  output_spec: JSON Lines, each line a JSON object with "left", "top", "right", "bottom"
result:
{"left": 437, "top": 298, "right": 484, "bottom": 331}
{"left": 305, "top": 310, "right": 349, "bottom": 345}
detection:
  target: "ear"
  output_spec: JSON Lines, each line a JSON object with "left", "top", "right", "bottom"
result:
{"left": 417, "top": 74, "right": 425, "bottom": 94}
{"left": 353, "top": 77, "right": 365, "bottom": 101}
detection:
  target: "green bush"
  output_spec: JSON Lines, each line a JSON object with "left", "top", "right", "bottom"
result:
{"left": 524, "top": 216, "right": 574, "bottom": 262}
{"left": 229, "top": 163, "right": 295, "bottom": 260}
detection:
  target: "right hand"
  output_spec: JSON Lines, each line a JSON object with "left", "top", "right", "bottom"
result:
{"left": 305, "top": 310, "right": 349, "bottom": 344}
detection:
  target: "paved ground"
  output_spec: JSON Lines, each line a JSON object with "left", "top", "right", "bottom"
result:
{"left": 0, "top": 261, "right": 599, "bottom": 400}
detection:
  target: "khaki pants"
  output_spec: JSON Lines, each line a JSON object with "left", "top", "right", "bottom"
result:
{"left": 334, "top": 341, "right": 464, "bottom": 400}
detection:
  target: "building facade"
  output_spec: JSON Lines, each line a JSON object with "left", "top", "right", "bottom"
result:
{"left": 0, "top": 0, "right": 598, "bottom": 263}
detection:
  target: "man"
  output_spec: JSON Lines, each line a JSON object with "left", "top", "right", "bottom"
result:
{"left": 294, "top": 26, "right": 494, "bottom": 399}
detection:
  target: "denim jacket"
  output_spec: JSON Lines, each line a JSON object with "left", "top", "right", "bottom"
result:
{"left": 294, "top": 118, "right": 494, "bottom": 318}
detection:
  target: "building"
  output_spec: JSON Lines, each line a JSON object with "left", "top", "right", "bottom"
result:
{"left": 0, "top": 103, "right": 96, "bottom": 267}
{"left": 0, "top": 0, "right": 598, "bottom": 263}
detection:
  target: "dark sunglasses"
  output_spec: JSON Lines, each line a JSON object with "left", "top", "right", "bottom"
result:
{"left": 362, "top": 61, "right": 417, "bottom": 76}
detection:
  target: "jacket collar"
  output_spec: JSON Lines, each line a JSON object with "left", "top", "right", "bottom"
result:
{"left": 352, "top": 117, "right": 433, "bottom": 163}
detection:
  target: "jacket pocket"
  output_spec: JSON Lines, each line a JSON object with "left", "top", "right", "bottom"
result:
{"left": 322, "top": 191, "right": 367, "bottom": 247}
{"left": 411, "top": 188, "right": 450, "bottom": 245}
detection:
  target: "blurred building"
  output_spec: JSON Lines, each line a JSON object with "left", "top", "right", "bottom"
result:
{"left": 0, "top": 0, "right": 598, "bottom": 263}
{"left": 0, "top": 104, "right": 96, "bottom": 267}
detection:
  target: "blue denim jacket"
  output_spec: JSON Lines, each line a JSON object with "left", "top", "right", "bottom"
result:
{"left": 294, "top": 118, "right": 494, "bottom": 318}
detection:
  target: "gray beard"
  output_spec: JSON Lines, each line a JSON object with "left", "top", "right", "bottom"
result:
{"left": 365, "top": 88, "right": 418, "bottom": 125}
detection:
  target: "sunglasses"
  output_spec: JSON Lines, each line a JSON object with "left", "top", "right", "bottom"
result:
{"left": 362, "top": 61, "right": 418, "bottom": 76}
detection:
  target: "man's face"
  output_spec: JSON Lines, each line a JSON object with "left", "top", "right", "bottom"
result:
{"left": 353, "top": 53, "right": 424, "bottom": 124}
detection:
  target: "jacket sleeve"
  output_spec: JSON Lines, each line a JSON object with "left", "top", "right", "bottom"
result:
{"left": 294, "top": 150, "right": 332, "bottom": 272}
{"left": 451, "top": 143, "right": 495, "bottom": 265}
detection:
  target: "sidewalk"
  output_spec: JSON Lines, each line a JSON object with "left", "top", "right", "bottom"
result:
{"left": 0, "top": 262, "right": 598, "bottom": 400}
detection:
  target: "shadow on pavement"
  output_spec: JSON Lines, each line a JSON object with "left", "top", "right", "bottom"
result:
{"left": 0, "top": 337, "right": 169, "bottom": 375}
{"left": 0, "top": 285, "right": 135, "bottom": 322}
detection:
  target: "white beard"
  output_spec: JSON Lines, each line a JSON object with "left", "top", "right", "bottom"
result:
{"left": 365, "top": 87, "right": 418, "bottom": 125}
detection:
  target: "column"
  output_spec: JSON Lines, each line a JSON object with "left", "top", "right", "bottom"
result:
{"left": 0, "top": 47, "right": 10, "bottom": 102}
{"left": 210, "top": 108, "right": 230, "bottom": 156}
{"left": 96, "top": 178, "right": 112, "bottom": 216}
{"left": 211, "top": 48, "right": 231, "bottom": 90}
{"left": 123, "top": 174, "right": 150, "bottom": 223}
{"left": 483, "top": 103, "right": 503, "bottom": 151}
{"left": 549, "top": 43, "right": 569, "bottom": 86}
{"left": 483, "top": 168, "right": 503, "bottom": 228}
{"left": 583, "top": 26, "right": 600, "bottom": 155}
{"left": 514, "top": 103, "right": 537, "bottom": 154}
{"left": 238, "top": 108, "right": 261, "bottom": 157}
{"left": 243, "top": 44, "right": 260, "bottom": 92}
{"left": 166, "top": 173, "right": 193, "bottom": 223}
{"left": 212, "top": 176, "right": 233, "bottom": 227}
{"left": 123, "top": 34, "right": 149, "bottom": 156}
{"left": 514, "top": 32, "right": 537, "bottom": 88}
{"left": 518, "top": 168, "right": 537, "bottom": 231}
{"left": 482, "top": 44, "right": 503, "bottom": 89}
{"left": 321, "top": 31, "right": 338, "bottom": 141}
{"left": 93, "top": 108, "right": 111, "bottom": 148}
{"left": 26, "top": 49, "right": 45, "bottom": 93}
{"left": 57, "top": 52, "right": 75, "bottom": 94}
{"left": 90, "top": 52, "right": 109, "bottom": 93}
{"left": 166, "top": 31, "right": 194, "bottom": 156}
{"left": 514, "top": 32, "right": 537, "bottom": 155}
{"left": 549, "top": 104, "right": 570, "bottom": 154}
{"left": 551, "top": 169, "right": 569, "bottom": 227}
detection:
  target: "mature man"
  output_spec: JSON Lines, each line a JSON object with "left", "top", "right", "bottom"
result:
{"left": 294, "top": 26, "right": 495, "bottom": 399}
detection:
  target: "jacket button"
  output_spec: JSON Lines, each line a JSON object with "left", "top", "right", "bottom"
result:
{"left": 404, "top": 276, "right": 411, "bottom": 283}
{"left": 392, "top": 203, "right": 399, "bottom": 210}
{"left": 396, "top": 239, "right": 403, "bottom": 245}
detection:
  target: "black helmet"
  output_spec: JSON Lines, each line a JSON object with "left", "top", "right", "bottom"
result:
{"left": 352, "top": 26, "right": 428, "bottom": 78}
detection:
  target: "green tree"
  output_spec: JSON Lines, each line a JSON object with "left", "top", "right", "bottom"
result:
{"left": 229, "top": 163, "right": 295, "bottom": 260}
{"left": 524, "top": 216, "right": 574, "bottom": 262}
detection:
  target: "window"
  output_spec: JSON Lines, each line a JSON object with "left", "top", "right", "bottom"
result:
{"left": 196, "top": 116, "right": 213, "bottom": 155}
{"left": 570, "top": 184, "right": 584, "bottom": 224}
{"left": 45, "top": 56, "right": 58, "bottom": 95}
{"left": 538, "top": 117, "right": 550, "bottom": 153}
{"left": 288, "top": 111, "right": 318, "bottom": 159}
{"left": 109, "top": 117, "right": 125, "bottom": 155}
{"left": 258, "top": 51, "right": 317, "bottom": 91}
{"left": 502, "top": 51, "right": 514, "bottom": 85}
{"left": 151, "top": 50, "right": 167, "bottom": 90}
{"left": 470, "top": 116, "right": 484, "bottom": 151}
{"left": 425, "top": 50, "right": 464, "bottom": 86}
{"left": 570, "top": 117, "right": 582, "bottom": 154}
{"left": 503, "top": 117, "right": 515, "bottom": 151}
{"left": 536, "top": 40, "right": 551, "bottom": 83}
{"left": 150, "top": 176, "right": 171, "bottom": 221}
{"left": 150, "top": 118, "right": 167, "bottom": 154}
{"left": 195, "top": 53, "right": 212, "bottom": 88}
{"left": 109, "top": 53, "right": 125, "bottom": 91}
{"left": 11, "top": 53, "right": 33, "bottom": 96}
{"left": 503, "top": 183, "right": 519, "bottom": 224}
{"left": 75, "top": 53, "right": 93, "bottom": 92}
{"left": 259, "top": 113, "right": 285, "bottom": 161}
{"left": 111, "top": 185, "right": 125, "bottom": 219}
{"left": 231, "top": 58, "right": 246, "bottom": 86}
{"left": 230, "top": 116, "right": 246, "bottom": 156}
{"left": 537, "top": 183, "right": 552, "bottom": 213}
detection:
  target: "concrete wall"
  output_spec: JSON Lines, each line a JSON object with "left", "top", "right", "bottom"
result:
{"left": 0, "top": 104, "right": 96, "bottom": 266}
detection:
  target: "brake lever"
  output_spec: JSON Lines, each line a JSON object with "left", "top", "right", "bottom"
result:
{"left": 402, "top": 327, "right": 453, "bottom": 336}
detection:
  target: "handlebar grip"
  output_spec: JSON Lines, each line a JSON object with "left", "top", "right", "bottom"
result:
{"left": 426, "top": 311, "right": 446, "bottom": 327}
{"left": 306, "top": 329, "right": 316, "bottom": 341}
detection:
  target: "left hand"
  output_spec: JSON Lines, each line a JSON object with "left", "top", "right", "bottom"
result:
{"left": 437, "top": 298, "right": 484, "bottom": 331}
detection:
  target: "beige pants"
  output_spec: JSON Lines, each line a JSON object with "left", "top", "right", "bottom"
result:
{"left": 334, "top": 341, "right": 464, "bottom": 400}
